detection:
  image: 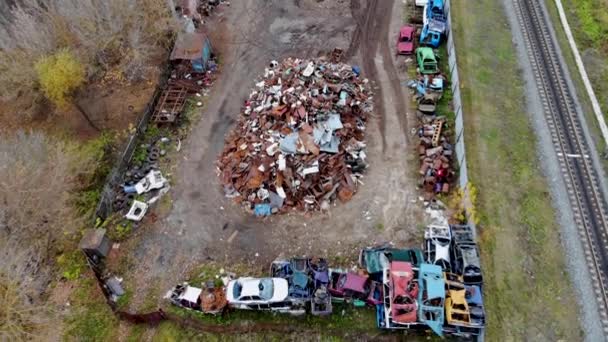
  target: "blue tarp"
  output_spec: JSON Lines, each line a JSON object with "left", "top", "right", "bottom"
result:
{"left": 254, "top": 203, "right": 272, "bottom": 216}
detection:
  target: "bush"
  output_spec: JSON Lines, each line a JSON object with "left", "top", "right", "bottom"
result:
{"left": 0, "top": 0, "right": 174, "bottom": 104}
{"left": 35, "top": 49, "right": 85, "bottom": 108}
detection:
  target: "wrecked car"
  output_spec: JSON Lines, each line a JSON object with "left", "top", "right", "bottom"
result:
{"left": 328, "top": 269, "right": 383, "bottom": 306}
{"left": 424, "top": 224, "right": 452, "bottom": 271}
{"left": 226, "top": 277, "right": 305, "bottom": 314}
{"left": 416, "top": 47, "right": 438, "bottom": 74}
{"left": 309, "top": 258, "right": 332, "bottom": 315}
{"left": 420, "top": 16, "right": 446, "bottom": 48}
{"left": 417, "top": 94, "right": 439, "bottom": 114}
{"left": 165, "top": 282, "right": 227, "bottom": 314}
{"left": 444, "top": 281, "right": 485, "bottom": 337}
{"left": 397, "top": 25, "right": 416, "bottom": 55}
{"left": 451, "top": 225, "right": 483, "bottom": 284}
{"left": 359, "top": 245, "right": 424, "bottom": 275}
{"left": 383, "top": 261, "right": 419, "bottom": 326}
{"left": 418, "top": 263, "right": 445, "bottom": 336}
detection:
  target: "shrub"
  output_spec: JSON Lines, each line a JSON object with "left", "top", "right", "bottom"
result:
{"left": 35, "top": 49, "right": 85, "bottom": 108}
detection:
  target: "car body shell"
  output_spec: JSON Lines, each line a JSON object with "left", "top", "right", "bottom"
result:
{"left": 416, "top": 47, "right": 438, "bottom": 74}
{"left": 418, "top": 263, "right": 445, "bottom": 337}
{"left": 328, "top": 270, "right": 383, "bottom": 306}
{"left": 387, "top": 261, "right": 419, "bottom": 324}
{"left": 424, "top": 224, "right": 452, "bottom": 271}
{"left": 166, "top": 283, "right": 227, "bottom": 314}
{"left": 397, "top": 25, "right": 415, "bottom": 55}
{"left": 444, "top": 280, "right": 485, "bottom": 337}
{"left": 359, "top": 245, "right": 424, "bottom": 274}
{"left": 450, "top": 225, "right": 483, "bottom": 284}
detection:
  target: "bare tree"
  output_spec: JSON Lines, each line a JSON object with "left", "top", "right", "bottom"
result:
{"left": 0, "top": 0, "right": 175, "bottom": 102}
{"left": 0, "top": 132, "right": 72, "bottom": 339}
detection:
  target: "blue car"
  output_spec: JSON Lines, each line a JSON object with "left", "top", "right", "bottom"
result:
{"left": 418, "top": 263, "right": 445, "bottom": 336}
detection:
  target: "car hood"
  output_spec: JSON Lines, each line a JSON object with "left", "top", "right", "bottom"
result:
{"left": 398, "top": 41, "right": 414, "bottom": 52}
{"left": 271, "top": 278, "right": 289, "bottom": 301}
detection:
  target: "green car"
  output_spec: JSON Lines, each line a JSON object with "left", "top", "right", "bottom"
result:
{"left": 416, "top": 47, "right": 438, "bottom": 74}
{"left": 359, "top": 246, "right": 425, "bottom": 274}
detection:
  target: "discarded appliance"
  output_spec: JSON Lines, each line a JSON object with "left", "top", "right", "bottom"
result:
{"left": 125, "top": 200, "right": 148, "bottom": 221}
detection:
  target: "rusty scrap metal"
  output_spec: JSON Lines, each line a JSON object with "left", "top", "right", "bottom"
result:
{"left": 217, "top": 56, "right": 373, "bottom": 213}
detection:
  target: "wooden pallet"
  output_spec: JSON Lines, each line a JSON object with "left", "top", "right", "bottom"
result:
{"left": 431, "top": 120, "right": 443, "bottom": 147}
{"left": 151, "top": 86, "right": 188, "bottom": 123}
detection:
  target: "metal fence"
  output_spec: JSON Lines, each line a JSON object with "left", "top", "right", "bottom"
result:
{"left": 94, "top": 66, "right": 171, "bottom": 222}
{"left": 444, "top": 0, "right": 468, "bottom": 190}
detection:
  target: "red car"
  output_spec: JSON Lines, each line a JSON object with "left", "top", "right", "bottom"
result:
{"left": 328, "top": 270, "right": 383, "bottom": 306}
{"left": 386, "top": 261, "right": 419, "bottom": 323}
{"left": 397, "top": 25, "right": 416, "bottom": 55}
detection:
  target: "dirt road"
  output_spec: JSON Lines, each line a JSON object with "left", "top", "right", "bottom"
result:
{"left": 124, "top": 0, "right": 420, "bottom": 309}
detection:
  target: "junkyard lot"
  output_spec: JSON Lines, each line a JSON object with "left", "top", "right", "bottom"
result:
{"left": 118, "top": 0, "right": 423, "bottom": 329}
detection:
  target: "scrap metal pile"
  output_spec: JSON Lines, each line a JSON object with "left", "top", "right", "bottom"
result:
{"left": 217, "top": 55, "right": 373, "bottom": 214}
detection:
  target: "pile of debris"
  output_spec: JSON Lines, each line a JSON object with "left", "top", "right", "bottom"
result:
{"left": 217, "top": 55, "right": 373, "bottom": 214}
{"left": 417, "top": 115, "right": 453, "bottom": 199}
{"left": 114, "top": 138, "right": 172, "bottom": 222}
{"left": 408, "top": 50, "right": 454, "bottom": 201}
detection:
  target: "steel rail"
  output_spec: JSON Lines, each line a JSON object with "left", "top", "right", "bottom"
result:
{"left": 514, "top": 0, "right": 608, "bottom": 336}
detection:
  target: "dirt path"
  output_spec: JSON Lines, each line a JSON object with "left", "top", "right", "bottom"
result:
{"left": 123, "top": 0, "right": 420, "bottom": 313}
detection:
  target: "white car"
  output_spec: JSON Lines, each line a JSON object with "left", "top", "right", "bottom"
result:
{"left": 227, "top": 277, "right": 299, "bottom": 312}
{"left": 424, "top": 224, "right": 452, "bottom": 271}
{"left": 416, "top": 0, "right": 428, "bottom": 7}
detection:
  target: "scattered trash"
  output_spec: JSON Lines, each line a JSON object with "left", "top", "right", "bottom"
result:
{"left": 217, "top": 55, "right": 373, "bottom": 214}
{"left": 126, "top": 200, "right": 149, "bottom": 221}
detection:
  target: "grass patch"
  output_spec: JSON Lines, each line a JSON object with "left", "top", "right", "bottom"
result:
{"left": 64, "top": 275, "right": 118, "bottom": 341}
{"left": 57, "top": 249, "right": 87, "bottom": 281}
{"left": 452, "top": 0, "right": 582, "bottom": 340}
{"left": 166, "top": 303, "right": 376, "bottom": 332}
{"left": 72, "top": 133, "right": 116, "bottom": 219}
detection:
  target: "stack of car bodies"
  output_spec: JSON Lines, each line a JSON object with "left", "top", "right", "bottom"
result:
{"left": 423, "top": 224, "right": 485, "bottom": 337}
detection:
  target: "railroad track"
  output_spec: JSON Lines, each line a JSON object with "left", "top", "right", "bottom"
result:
{"left": 514, "top": 0, "right": 608, "bottom": 336}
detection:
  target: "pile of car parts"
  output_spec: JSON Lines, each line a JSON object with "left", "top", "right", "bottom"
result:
{"left": 217, "top": 55, "right": 373, "bottom": 214}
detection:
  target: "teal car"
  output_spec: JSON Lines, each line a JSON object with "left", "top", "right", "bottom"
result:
{"left": 418, "top": 263, "right": 445, "bottom": 336}
{"left": 359, "top": 246, "right": 425, "bottom": 274}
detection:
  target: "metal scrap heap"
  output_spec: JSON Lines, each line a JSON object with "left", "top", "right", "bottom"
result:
{"left": 217, "top": 57, "right": 373, "bottom": 214}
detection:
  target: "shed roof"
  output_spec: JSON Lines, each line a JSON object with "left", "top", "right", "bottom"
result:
{"left": 171, "top": 32, "right": 207, "bottom": 61}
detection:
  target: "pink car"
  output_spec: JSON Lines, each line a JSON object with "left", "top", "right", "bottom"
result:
{"left": 397, "top": 25, "right": 415, "bottom": 55}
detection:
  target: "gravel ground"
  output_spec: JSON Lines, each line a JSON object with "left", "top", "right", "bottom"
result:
{"left": 502, "top": 0, "right": 604, "bottom": 340}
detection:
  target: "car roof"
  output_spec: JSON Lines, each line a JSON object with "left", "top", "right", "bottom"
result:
{"left": 400, "top": 25, "right": 414, "bottom": 35}
{"left": 240, "top": 278, "right": 261, "bottom": 297}
{"left": 343, "top": 273, "right": 368, "bottom": 292}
